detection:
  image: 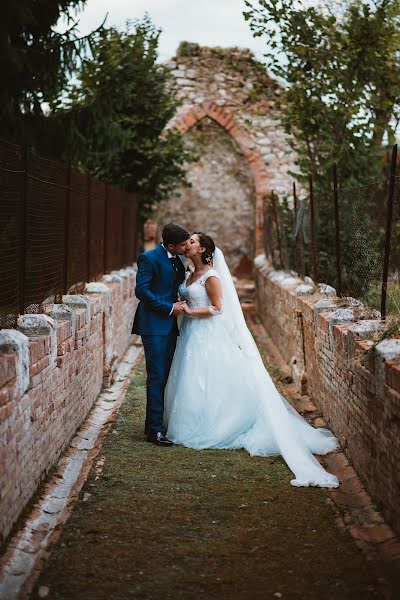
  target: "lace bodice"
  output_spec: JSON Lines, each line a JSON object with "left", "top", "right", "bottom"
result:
{"left": 179, "top": 269, "right": 220, "bottom": 309}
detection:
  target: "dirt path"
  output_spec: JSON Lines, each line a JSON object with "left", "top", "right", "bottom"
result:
{"left": 32, "top": 330, "right": 383, "bottom": 600}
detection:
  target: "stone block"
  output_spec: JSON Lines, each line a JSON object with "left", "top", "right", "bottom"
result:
{"left": 347, "top": 320, "right": 384, "bottom": 343}
{"left": 85, "top": 282, "right": 111, "bottom": 314}
{"left": 327, "top": 308, "right": 355, "bottom": 351}
{"left": 45, "top": 304, "right": 76, "bottom": 339}
{"left": 385, "top": 362, "right": 400, "bottom": 393}
{"left": 0, "top": 330, "right": 30, "bottom": 396}
{"left": 172, "top": 69, "right": 185, "bottom": 78}
{"left": 318, "top": 283, "right": 336, "bottom": 296}
{"left": 313, "top": 299, "right": 337, "bottom": 335}
{"left": 18, "top": 315, "right": 58, "bottom": 369}
{"left": 0, "top": 353, "right": 17, "bottom": 388}
{"left": 164, "top": 60, "right": 176, "bottom": 70}
{"left": 295, "top": 284, "right": 315, "bottom": 296}
{"left": 103, "top": 273, "right": 123, "bottom": 284}
{"left": 281, "top": 275, "right": 302, "bottom": 289}
{"left": 375, "top": 338, "right": 400, "bottom": 400}
{"left": 62, "top": 295, "right": 91, "bottom": 326}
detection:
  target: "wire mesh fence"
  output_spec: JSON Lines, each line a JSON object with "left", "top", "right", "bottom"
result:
{"left": 264, "top": 145, "right": 400, "bottom": 320}
{"left": 0, "top": 138, "right": 139, "bottom": 328}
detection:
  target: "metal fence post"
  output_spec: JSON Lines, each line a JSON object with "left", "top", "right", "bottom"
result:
{"left": 333, "top": 164, "right": 342, "bottom": 296}
{"left": 63, "top": 163, "right": 71, "bottom": 294}
{"left": 86, "top": 174, "right": 92, "bottom": 282}
{"left": 103, "top": 183, "right": 109, "bottom": 274}
{"left": 271, "top": 191, "right": 284, "bottom": 268}
{"left": 309, "top": 173, "right": 318, "bottom": 283}
{"left": 20, "top": 144, "right": 29, "bottom": 314}
{"left": 381, "top": 144, "right": 397, "bottom": 320}
{"left": 293, "top": 182, "right": 304, "bottom": 277}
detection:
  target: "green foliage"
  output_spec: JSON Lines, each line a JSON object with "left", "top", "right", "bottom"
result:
{"left": 176, "top": 41, "right": 201, "bottom": 57}
{"left": 245, "top": 1, "right": 400, "bottom": 303}
{"left": 0, "top": 1, "right": 101, "bottom": 151}
{"left": 57, "top": 18, "right": 194, "bottom": 216}
{"left": 243, "top": 0, "right": 400, "bottom": 188}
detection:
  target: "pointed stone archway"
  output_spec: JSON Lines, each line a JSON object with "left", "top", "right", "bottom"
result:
{"left": 170, "top": 100, "right": 270, "bottom": 255}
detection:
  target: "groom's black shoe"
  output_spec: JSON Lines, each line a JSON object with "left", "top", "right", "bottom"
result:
{"left": 147, "top": 431, "right": 173, "bottom": 447}
{"left": 144, "top": 426, "right": 167, "bottom": 436}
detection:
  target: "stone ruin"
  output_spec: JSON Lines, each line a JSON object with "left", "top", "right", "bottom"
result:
{"left": 154, "top": 42, "right": 299, "bottom": 277}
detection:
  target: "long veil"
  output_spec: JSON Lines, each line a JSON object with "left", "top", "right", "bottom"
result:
{"left": 213, "top": 248, "right": 339, "bottom": 488}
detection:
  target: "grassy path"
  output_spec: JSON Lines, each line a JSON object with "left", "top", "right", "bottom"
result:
{"left": 32, "top": 352, "right": 382, "bottom": 600}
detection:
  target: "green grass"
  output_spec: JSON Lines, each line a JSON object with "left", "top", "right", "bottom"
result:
{"left": 365, "top": 280, "right": 400, "bottom": 318}
{"left": 31, "top": 359, "right": 382, "bottom": 600}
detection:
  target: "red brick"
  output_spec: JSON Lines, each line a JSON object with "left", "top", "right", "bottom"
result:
{"left": 0, "top": 386, "right": 11, "bottom": 407}
{"left": 30, "top": 355, "right": 50, "bottom": 377}
{"left": 385, "top": 361, "right": 400, "bottom": 393}
{"left": 29, "top": 338, "right": 45, "bottom": 363}
{"left": 255, "top": 265, "right": 400, "bottom": 538}
{"left": 0, "top": 353, "right": 17, "bottom": 388}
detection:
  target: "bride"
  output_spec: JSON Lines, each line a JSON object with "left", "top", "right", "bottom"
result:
{"left": 164, "top": 232, "right": 339, "bottom": 488}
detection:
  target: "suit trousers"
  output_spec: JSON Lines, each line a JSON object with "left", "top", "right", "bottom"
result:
{"left": 141, "top": 330, "right": 177, "bottom": 434}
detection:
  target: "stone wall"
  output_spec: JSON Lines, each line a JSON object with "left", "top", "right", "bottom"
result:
{"left": 0, "top": 267, "right": 138, "bottom": 543}
{"left": 157, "top": 117, "right": 255, "bottom": 273}
{"left": 255, "top": 256, "right": 400, "bottom": 536}
{"left": 157, "top": 44, "right": 300, "bottom": 262}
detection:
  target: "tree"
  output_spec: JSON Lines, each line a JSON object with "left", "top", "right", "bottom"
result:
{"left": 244, "top": 1, "right": 400, "bottom": 299}
{"left": 0, "top": 1, "right": 100, "bottom": 151}
{"left": 57, "top": 17, "right": 194, "bottom": 216}
{"left": 243, "top": 0, "right": 400, "bottom": 187}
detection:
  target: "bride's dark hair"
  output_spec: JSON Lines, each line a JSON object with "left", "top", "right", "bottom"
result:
{"left": 194, "top": 232, "right": 215, "bottom": 264}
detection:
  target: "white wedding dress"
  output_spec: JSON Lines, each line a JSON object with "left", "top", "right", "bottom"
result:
{"left": 164, "top": 248, "right": 339, "bottom": 488}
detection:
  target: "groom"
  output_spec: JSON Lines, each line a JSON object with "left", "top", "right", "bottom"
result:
{"left": 132, "top": 223, "right": 190, "bottom": 446}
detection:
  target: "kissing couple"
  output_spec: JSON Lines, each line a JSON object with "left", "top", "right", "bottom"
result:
{"left": 132, "top": 223, "right": 339, "bottom": 488}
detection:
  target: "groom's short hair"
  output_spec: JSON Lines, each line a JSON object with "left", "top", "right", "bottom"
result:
{"left": 162, "top": 223, "right": 190, "bottom": 245}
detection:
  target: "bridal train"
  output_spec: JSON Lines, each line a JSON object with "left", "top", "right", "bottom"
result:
{"left": 164, "top": 248, "right": 339, "bottom": 488}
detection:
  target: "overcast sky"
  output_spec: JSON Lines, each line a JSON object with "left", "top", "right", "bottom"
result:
{"left": 63, "top": 0, "right": 269, "bottom": 62}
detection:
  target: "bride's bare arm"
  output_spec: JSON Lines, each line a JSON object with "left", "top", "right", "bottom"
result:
{"left": 182, "top": 277, "right": 222, "bottom": 318}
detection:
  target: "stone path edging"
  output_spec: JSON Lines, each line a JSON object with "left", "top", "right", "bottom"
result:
{"left": 0, "top": 344, "right": 143, "bottom": 600}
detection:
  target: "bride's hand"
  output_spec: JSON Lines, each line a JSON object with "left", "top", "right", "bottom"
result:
{"left": 182, "top": 303, "right": 192, "bottom": 315}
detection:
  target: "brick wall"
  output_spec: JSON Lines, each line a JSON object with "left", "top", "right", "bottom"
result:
{"left": 0, "top": 267, "right": 138, "bottom": 543}
{"left": 255, "top": 256, "right": 400, "bottom": 536}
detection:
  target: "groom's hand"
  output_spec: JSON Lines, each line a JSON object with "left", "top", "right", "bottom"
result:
{"left": 172, "top": 301, "right": 186, "bottom": 316}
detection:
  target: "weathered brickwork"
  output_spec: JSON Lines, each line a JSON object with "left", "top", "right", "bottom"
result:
{"left": 255, "top": 256, "right": 400, "bottom": 536}
{"left": 0, "top": 267, "right": 138, "bottom": 543}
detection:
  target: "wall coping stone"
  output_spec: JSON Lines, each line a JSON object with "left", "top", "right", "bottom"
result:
{"left": 103, "top": 273, "right": 123, "bottom": 284}
{"left": 0, "top": 330, "right": 29, "bottom": 395}
{"left": 348, "top": 320, "right": 385, "bottom": 340}
{"left": 17, "top": 314, "right": 58, "bottom": 368}
{"left": 254, "top": 253, "right": 267, "bottom": 269}
{"left": 45, "top": 304, "right": 76, "bottom": 339}
{"left": 85, "top": 283, "right": 112, "bottom": 310}
{"left": 318, "top": 283, "right": 336, "bottom": 296}
{"left": 62, "top": 295, "right": 91, "bottom": 325}
{"left": 303, "top": 276, "right": 315, "bottom": 286}
{"left": 375, "top": 339, "right": 400, "bottom": 399}
{"left": 375, "top": 338, "right": 400, "bottom": 362}
{"left": 326, "top": 308, "right": 355, "bottom": 351}
{"left": 295, "top": 284, "right": 315, "bottom": 296}
{"left": 281, "top": 276, "right": 302, "bottom": 289}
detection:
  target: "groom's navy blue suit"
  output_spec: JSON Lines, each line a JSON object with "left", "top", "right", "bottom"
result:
{"left": 132, "top": 243, "right": 186, "bottom": 434}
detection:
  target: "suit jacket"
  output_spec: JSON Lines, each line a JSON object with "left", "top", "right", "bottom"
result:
{"left": 132, "top": 242, "right": 186, "bottom": 336}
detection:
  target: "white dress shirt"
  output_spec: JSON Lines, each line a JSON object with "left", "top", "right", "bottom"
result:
{"left": 162, "top": 243, "right": 175, "bottom": 259}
